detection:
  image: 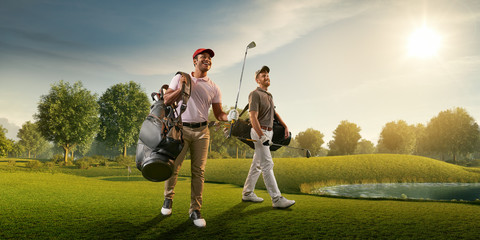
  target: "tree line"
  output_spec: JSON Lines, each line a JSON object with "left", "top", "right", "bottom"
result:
{"left": 1, "top": 80, "right": 479, "bottom": 166}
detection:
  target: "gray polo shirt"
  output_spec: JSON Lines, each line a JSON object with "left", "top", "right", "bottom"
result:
{"left": 248, "top": 87, "right": 274, "bottom": 128}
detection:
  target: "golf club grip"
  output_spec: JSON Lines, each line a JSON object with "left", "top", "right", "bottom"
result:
{"left": 228, "top": 120, "right": 234, "bottom": 138}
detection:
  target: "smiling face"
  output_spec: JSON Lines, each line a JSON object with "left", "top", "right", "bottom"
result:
{"left": 256, "top": 71, "right": 270, "bottom": 89}
{"left": 193, "top": 52, "right": 212, "bottom": 72}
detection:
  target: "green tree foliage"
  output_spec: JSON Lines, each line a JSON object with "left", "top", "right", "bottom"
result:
{"left": 422, "top": 107, "right": 480, "bottom": 163}
{"left": 35, "top": 81, "right": 99, "bottom": 163}
{"left": 0, "top": 125, "right": 13, "bottom": 157}
{"left": 295, "top": 128, "right": 324, "bottom": 157}
{"left": 97, "top": 81, "right": 150, "bottom": 157}
{"left": 207, "top": 106, "right": 252, "bottom": 159}
{"left": 10, "top": 141, "right": 25, "bottom": 158}
{"left": 412, "top": 123, "right": 426, "bottom": 155}
{"left": 17, "top": 121, "right": 48, "bottom": 158}
{"left": 328, "top": 120, "right": 361, "bottom": 156}
{"left": 377, "top": 120, "right": 416, "bottom": 154}
{"left": 355, "top": 139, "right": 375, "bottom": 154}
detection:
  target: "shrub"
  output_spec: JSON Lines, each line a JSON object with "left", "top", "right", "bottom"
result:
{"left": 26, "top": 160, "right": 43, "bottom": 169}
{"left": 208, "top": 151, "right": 224, "bottom": 159}
{"left": 91, "top": 155, "right": 109, "bottom": 167}
{"left": 467, "top": 159, "right": 480, "bottom": 167}
{"left": 52, "top": 154, "right": 64, "bottom": 164}
{"left": 115, "top": 156, "right": 135, "bottom": 168}
{"left": 7, "top": 160, "right": 16, "bottom": 167}
{"left": 74, "top": 157, "right": 94, "bottom": 169}
{"left": 44, "top": 161, "right": 56, "bottom": 168}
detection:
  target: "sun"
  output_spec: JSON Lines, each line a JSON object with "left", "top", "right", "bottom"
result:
{"left": 407, "top": 26, "right": 441, "bottom": 58}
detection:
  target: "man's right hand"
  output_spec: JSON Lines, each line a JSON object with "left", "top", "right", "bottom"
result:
{"left": 227, "top": 109, "right": 239, "bottom": 122}
{"left": 259, "top": 135, "right": 273, "bottom": 146}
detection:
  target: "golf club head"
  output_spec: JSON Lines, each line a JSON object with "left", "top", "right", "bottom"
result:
{"left": 247, "top": 41, "right": 256, "bottom": 49}
{"left": 306, "top": 150, "right": 311, "bottom": 158}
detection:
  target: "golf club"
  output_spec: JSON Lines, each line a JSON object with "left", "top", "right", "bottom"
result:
{"left": 235, "top": 137, "right": 312, "bottom": 158}
{"left": 228, "top": 41, "right": 256, "bottom": 138}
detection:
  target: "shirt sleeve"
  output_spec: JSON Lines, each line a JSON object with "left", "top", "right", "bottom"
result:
{"left": 168, "top": 74, "right": 181, "bottom": 91}
{"left": 248, "top": 91, "right": 259, "bottom": 112}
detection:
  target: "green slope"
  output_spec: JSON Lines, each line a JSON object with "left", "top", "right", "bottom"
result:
{"left": 180, "top": 154, "right": 480, "bottom": 193}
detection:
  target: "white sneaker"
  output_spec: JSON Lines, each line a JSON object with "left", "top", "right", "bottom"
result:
{"left": 161, "top": 199, "right": 172, "bottom": 216}
{"left": 272, "top": 196, "right": 295, "bottom": 209}
{"left": 242, "top": 193, "right": 264, "bottom": 203}
{"left": 190, "top": 210, "right": 206, "bottom": 228}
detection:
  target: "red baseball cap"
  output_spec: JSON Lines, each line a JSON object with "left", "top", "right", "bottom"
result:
{"left": 193, "top": 48, "right": 215, "bottom": 59}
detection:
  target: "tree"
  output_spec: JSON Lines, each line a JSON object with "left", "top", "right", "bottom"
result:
{"left": 355, "top": 139, "right": 375, "bottom": 154}
{"left": 295, "top": 128, "right": 324, "bottom": 157}
{"left": 17, "top": 121, "right": 47, "bottom": 158}
{"left": 412, "top": 123, "right": 427, "bottom": 156}
{"left": 423, "top": 107, "right": 480, "bottom": 163}
{"left": 97, "top": 81, "right": 150, "bottom": 157}
{"left": 10, "top": 141, "right": 24, "bottom": 158}
{"left": 328, "top": 120, "right": 361, "bottom": 156}
{"left": 377, "top": 120, "right": 416, "bottom": 154}
{"left": 0, "top": 125, "right": 12, "bottom": 157}
{"left": 35, "top": 81, "right": 99, "bottom": 163}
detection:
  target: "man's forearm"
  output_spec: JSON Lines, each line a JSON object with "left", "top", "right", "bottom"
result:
{"left": 164, "top": 88, "right": 182, "bottom": 105}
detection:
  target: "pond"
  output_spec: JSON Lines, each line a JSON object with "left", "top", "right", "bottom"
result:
{"left": 313, "top": 183, "right": 480, "bottom": 201}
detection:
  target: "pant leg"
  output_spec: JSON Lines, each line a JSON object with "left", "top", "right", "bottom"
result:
{"left": 242, "top": 129, "right": 263, "bottom": 196}
{"left": 189, "top": 125, "right": 210, "bottom": 212}
{"left": 164, "top": 129, "right": 191, "bottom": 200}
{"left": 251, "top": 129, "right": 281, "bottom": 200}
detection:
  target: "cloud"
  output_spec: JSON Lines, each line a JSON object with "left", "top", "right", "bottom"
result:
{"left": 0, "top": 118, "right": 20, "bottom": 140}
{"left": 112, "top": 0, "right": 376, "bottom": 76}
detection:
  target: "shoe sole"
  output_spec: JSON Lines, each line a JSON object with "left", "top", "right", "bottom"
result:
{"left": 242, "top": 199, "right": 264, "bottom": 203}
{"left": 273, "top": 201, "right": 296, "bottom": 209}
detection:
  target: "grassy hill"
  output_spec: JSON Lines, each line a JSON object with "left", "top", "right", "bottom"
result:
{"left": 179, "top": 154, "right": 480, "bottom": 194}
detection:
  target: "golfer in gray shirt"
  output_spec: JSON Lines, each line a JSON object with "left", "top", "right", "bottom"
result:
{"left": 241, "top": 65, "right": 295, "bottom": 209}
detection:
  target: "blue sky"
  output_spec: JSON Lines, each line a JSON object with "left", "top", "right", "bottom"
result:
{"left": 1, "top": 0, "right": 479, "bottom": 145}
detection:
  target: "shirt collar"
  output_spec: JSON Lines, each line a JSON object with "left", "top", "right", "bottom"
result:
{"left": 190, "top": 72, "right": 210, "bottom": 83}
{"left": 256, "top": 87, "right": 272, "bottom": 96}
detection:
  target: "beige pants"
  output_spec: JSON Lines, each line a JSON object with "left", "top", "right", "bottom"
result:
{"left": 164, "top": 125, "right": 209, "bottom": 212}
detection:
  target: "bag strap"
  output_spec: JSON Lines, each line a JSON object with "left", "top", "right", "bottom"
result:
{"left": 175, "top": 71, "right": 191, "bottom": 115}
{"left": 238, "top": 103, "right": 278, "bottom": 121}
{"left": 239, "top": 103, "right": 249, "bottom": 117}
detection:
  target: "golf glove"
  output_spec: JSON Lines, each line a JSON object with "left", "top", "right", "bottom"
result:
{"left": 227, "top": 109, "right": 239, "bottom": 122}
{"left": 260, "top": 135, "right": 273, "bottom": 146}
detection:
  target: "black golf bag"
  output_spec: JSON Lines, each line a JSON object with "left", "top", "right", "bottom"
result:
{"left": 230, "top": 104, "right": 291, "bottom": 151}
{"left": 135, "top": 72, "right": 191, "bottom": 182}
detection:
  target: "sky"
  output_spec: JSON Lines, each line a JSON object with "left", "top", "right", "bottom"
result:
{"left": 1, "top": 0, "right": 479, "bottom": 145}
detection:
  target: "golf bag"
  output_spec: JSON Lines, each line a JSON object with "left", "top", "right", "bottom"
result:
{"left": 230, "top": 104, "right": 291, "bottom": 151}
{"left": 135, "top": 72, "right": 191, "bottom": 182}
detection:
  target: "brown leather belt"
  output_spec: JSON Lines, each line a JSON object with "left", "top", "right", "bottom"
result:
{"left": 261, "top": 126, "right": 273, "bottom": 131}
{"left": 183, "top": 121, "right": 207, "bottom": 128}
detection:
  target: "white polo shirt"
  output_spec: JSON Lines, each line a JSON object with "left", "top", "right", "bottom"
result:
{"left": 168, "top": 72, "right": 222, "bottom": 123}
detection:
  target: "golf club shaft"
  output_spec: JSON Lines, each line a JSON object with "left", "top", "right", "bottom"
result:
{"left": 228, "top": 44, "right": 252, "bottom": 138}
{"left": 236, "top": 137, "right": 307, "bottom": 151}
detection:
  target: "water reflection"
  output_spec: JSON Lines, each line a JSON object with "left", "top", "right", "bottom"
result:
{"left": 314, "top": 183, "right": 480, "bottom": 201}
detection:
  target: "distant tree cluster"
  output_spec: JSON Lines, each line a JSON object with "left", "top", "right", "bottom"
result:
{"left": 2, "top": 79, "right": 479, "bottom": 167}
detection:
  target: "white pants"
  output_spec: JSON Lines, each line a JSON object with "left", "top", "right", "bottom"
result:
{"left": 242, "top": 128, "right": 281, "bottom": 201}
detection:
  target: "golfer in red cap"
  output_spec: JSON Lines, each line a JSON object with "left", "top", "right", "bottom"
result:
{"left": 160, "top": 48, "right": 238, "bottom": 228}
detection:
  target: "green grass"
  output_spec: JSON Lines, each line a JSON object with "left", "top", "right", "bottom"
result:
{"left": 2, "top": 171, "right": 480, "bottom": 239}
{"left": 2, "top": 154, "right": 480, "bottom": 239}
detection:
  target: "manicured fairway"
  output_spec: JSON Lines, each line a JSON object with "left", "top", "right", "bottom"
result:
{"left": 2, "top": 172, "right": 480, "bottom": 239}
